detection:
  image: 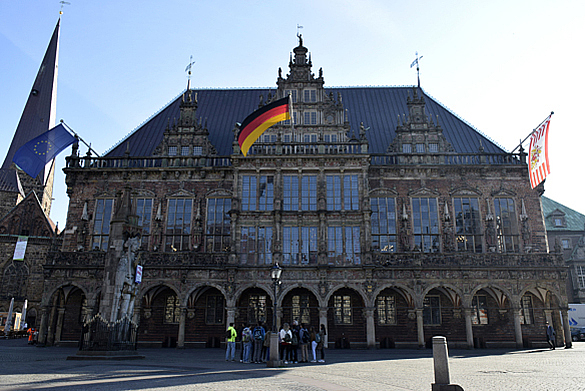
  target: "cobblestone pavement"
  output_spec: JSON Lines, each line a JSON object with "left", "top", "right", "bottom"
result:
{"left": 1, "top": 338, "right": 584, "bottom": 391}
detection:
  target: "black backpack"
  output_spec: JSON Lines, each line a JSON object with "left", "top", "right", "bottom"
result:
{"left": 301, "top": 330, "right": 309, "bottom": 344}
{"left": 226, "top": 329, "right": 232, "bottom": 339}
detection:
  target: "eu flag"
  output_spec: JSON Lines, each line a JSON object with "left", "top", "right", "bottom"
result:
{"left": 12, "top": 123, "right": 76, "bottom": 178}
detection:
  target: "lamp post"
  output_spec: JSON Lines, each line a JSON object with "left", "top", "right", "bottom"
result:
{"left": 267, "top": 263, "right": 282, "bottom": 367}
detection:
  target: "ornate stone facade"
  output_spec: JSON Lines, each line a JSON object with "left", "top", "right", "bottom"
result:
{"left": 28, "top": 38, "right": 574, "bottom": 349}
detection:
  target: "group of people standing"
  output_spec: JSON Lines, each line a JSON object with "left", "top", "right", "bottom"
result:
{"left": 279, "top": 321, "right": 326, "bottom": 364}
{"left": 225, "top": 320, "right": 327, "bottom": 364}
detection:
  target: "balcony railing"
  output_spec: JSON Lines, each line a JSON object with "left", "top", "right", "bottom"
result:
{"left": 372, "top": 251, "right": 562, "bottom": 268}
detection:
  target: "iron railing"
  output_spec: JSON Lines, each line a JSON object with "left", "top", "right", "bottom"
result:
{"left": 79, "top": 315, "right": 138, "bottom": 351}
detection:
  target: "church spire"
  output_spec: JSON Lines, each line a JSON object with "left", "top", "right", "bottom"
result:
{"left": 0, "top": 18, "right": 60, "bottom": 216}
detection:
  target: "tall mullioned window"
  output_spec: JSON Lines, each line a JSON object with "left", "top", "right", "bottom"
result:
{"left": 327, "top": 226, "right": 360, "bottom": 265}
{"left": 165, "top": 198, "right": 192, "bottom": 251}
{"left": 371, "top": 197, "right": 397, "bottom": 252}
{"left": 206, "top": 295, "right": 225, "bottom": 325}
{"left": 423, "top": 296, "right": 441, "bottom": 325}
{"left": 377, "top": 295, "right": 397, "bottom": 325}
{"left": 92, "top": 199, "right": 114, "bottom": 251}
{"left": 241, "top": 226, "right": 273, "bottom": 265}
{"left": 206, "top": 198, "right": 231, "bottom": 253}
{"left": 292, "top": 295, "right": 311, "bottom": 325}
{"left": 164, "top": 295, "right": 181, "bottom": 324}
{"left": 242, "top": 175, "right": 274, "bottom": 211}
{"left": 283, "top": 226, "right": 317, "bottom": 265}
{"left": 334, "top": 295, "right": 352, "bottom": 324}
{"left": 412, "top": 197, "right": 440, "bottom": 252}
{"left": 454, "top": 197, "right": 482, "bottom": 252}
{"left": 520, "top": 295, "right": 534, "bottom": 324}
{"left": 247, "top": 295, "right": 267, "bottom": 325}
{"left": 327, "top": 174, "right": 359, "bottom": 211}
{"left": 494, "top": 198, "right": 519, "bottom": 253}
{"left": 284, "top": 175, "right": 316, "bottom": 211}
{"left": 283, "top": 176, "right": 299, "bottom": 211}
{"left": 135, "top": 198, "right": 152, "bottom": 248}
{"left": 301, "top": 176, "right": 317, "bottom": 211}
{"left": 471, "top": 295, "right": 488, "bottom": 325}
{"left": 577, "top": 266, "right": 585, "bottom": 289}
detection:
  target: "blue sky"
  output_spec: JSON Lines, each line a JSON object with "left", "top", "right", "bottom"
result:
{"left": 1, "top": 0, "right": 584, "bottom": 227}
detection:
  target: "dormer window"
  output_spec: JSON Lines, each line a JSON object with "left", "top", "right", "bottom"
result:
{"left": 553, "top": 217, "right": 564, "bottom": 227}
{"left": 181, "top": 146, "right": 190, "bottom": 156}
{"left": 429, "top": 143, "right": 439, "bottom": 153}
{"left": 193, "top": 146, "right": 203, "bottom": 156}
{"left": 416, "top": 144, "right": 425, "bottom": 153}
{"left": 304, "top": 89, "right": 317, "bottom": 103}
{"left": 403, "top": 144, "right": 412, "bottom": 153}
{"left": 285, "top": 89, "right": 297, "bottom": 103}
{"left": 168, "top": 146, "right": 178, "bottom": 156}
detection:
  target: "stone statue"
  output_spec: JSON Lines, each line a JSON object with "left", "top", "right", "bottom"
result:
{"left": 113, "top": 236, "right": 141, "bottom": 321}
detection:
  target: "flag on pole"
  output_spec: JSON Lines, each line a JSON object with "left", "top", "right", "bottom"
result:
{"left": 12, "top": 123, "right": 76, "bottom": 178}
{"left": 528, "top": 114, "right": 552, "bottom": 189}
{"left": 238, "top": 97, "right": 291, "bottom": 157}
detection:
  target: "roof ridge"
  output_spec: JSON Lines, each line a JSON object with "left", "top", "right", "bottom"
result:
{"left": 104, "top": 90, "right": 185, "bottom": 155}
{"left": 419, "top": 87, "right": 507, "bottom": 153}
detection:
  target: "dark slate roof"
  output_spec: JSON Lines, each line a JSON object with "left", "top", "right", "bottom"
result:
{"left": 541, "top": 196, "right": 585, "bottom": 232}
{"left": 106, "top": 86, "right": 506, "bottom": 158}
{"left": 1, "top": 19, "right": 60, "bottom": 191}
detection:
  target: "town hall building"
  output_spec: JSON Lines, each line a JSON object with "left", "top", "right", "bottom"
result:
{"left": 1, "top": 22, "right": 572, "bottom": 350}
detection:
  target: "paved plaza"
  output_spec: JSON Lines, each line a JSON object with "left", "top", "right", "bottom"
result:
{"left": 0, "top": 338, "right": 584, "bottom": 391}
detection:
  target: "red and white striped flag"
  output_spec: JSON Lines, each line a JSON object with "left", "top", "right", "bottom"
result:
{"left": 528, "top": 114, "right": 552, "bottom": 189}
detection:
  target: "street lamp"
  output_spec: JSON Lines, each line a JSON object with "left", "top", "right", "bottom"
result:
{"left": 270, "top": 263, "right": 282, "bottom": 332}
{"left": 267, "top": 262, "right": 282, "bottom": 367}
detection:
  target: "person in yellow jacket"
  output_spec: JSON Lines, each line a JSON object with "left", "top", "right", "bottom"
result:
{"left": 225, "top": 323, "right": 237, "bottom": 361}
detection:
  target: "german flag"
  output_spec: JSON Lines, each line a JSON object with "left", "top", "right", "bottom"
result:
{"left": 238, "top": 96, "right": 291, "bottom": 156}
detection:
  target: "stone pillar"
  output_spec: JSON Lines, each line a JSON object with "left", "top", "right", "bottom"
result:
{"left": 37, "top": 306, "right": 49, "bottom": 345}
{"left": 561, "top": 309, "right": 572, "bottom": 349}
{"left": 319, "top": 307, "right": 328, "bottom": 348}
{"left": 54, "top": 307, "right": 65, "bottom": 344}
{"left": 177, "top": 307, "right": 186, "bottom": 348}
{"left": 513, "top": 308, "right": 523, "bottom": 349}
{"left": 226, "top": 307, "right": 236, "bottom": 327}
{"left": 46, "top": 297, "right": 58, "bottom": 346}
{"left": 416, "top": 309, "right": 425, "bottom": 348}
{"left": 544, "top": 309, "right": 553, "bottom": 325}
{"left": 364, "top": 307, "right": 376, "bottom": 349}
{"left": 431, "top": 336, "right": 464, "bottom": 391}
{"left": 266, "top": 331, "right": 281, "bottom": 367}
{"left": 463, "top": 308, "right": 474, "bottom": 349}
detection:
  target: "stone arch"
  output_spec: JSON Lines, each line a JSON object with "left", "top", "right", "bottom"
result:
{"left": 281, "top": 286, "right": 321, "bottom": 328}
{"left": 280, "top": 283, "right": 322, "bottom": 307}
{"left": 323, "top": 283, "right": 368, "bottom": 308}
{"left": 371, "top": 283, "right": 416, "bottom": 308}
{"left": 421, "top": 283, "right": 464, "bottom": 309}
{"left": 138, "top": 284, "right": 183, "bottom": 348}
{"left": 184, "top": 284, "right": 229, "bottom": 348}
{"left": 183, "top": 282, "right": 227, "bottom": 308}
{"left": 233, "top": 282, "right": 274, "bottom": 307}
{"left": 235, "top": 286, "right": 272, "bottom": 330}
{"left": 44, "top": 282, "right": 89, "bottom": 307}
{"left": 467, "top": 283, "right": 513, "bottom": 309}
{"left": 326, "top": 285, "right": 368, "bottom": 349}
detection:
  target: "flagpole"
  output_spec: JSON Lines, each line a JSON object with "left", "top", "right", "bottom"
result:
{"left": 510, "top": 111, "right": 554, "bottom": 153}
{"left": 60, "top": 120, "right": 101, "bottom": 157}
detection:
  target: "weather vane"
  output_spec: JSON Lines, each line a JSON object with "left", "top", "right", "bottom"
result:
{"left": 410, "top": 51, "right": 423, "bottom": 88}
{"left": 59, "top": 1, "right": 70, "bottom": 15}
{"left": 185, "top": 55, "right": 195, "bottom": 90}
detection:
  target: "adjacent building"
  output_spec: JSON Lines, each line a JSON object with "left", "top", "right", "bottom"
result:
{"left": 541, "top": 196, "right": 585, "bottom": 304}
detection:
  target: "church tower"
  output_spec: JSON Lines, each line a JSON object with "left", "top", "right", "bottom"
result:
{"left": 0, "top": 19, "right": 61, "bottom": 219}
